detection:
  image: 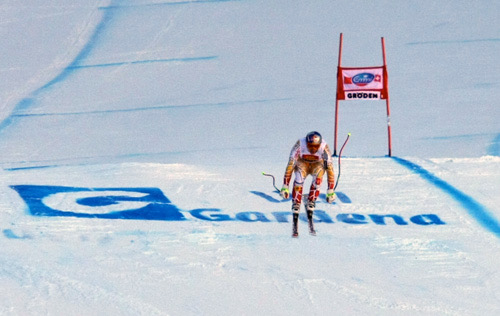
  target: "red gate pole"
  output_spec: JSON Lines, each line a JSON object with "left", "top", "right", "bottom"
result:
{"left": 334, "top": 33, "right": 343, "bottom": 156}
{"left": 381, "top": 37, "right": 392, "bottom": 157}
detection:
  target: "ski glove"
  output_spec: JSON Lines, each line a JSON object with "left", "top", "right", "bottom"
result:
{"left": 280, "top": 185, "right": 290, "bottom": 199}
{"left": 326, "top": 189, "right": 336, "bottom": 203}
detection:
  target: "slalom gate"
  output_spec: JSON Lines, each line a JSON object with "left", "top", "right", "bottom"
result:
{"left": 334, "top": 33, "right": 393, "bottom": 157}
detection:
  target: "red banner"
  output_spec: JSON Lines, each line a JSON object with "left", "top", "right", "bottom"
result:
{"left": 337, "top": 66, "right": 388, "bottom": 100}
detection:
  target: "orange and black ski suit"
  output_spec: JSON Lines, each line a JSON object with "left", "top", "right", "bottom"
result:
{"left": 283, "top": 137, "right": 335, "bottom": 210}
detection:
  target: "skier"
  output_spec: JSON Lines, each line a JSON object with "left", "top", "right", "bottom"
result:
{"left": 280, "top": 131, "right": 336, "bottom": 237}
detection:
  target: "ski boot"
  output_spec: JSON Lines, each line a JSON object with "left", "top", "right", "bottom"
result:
{"left": 306, "top": 200, "right": 315, "bottom": 212}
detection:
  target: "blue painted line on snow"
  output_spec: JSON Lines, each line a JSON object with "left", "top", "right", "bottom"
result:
{"left": 5, "top": 165, "right": 55, "bottom": 171}
{"left": 488, "top": 134, "right": 500, "bottom": 156}
{"left": 67, "top": 56, "right": 218, "bottom": 69}
{"left": 0, "top": 1, "right": 218, "bottom": 134}
{"left": 422, "top": 132, "right": 493, "bottom": 141}
{"left": 392, "top": 156, "right": 500, "bottom": 239}
{"left": 0, "top": 3, "right": 116, "bottom": 135}
{"left": 37, "top": 6, "right": 116, "bottom": 93}
{"left": 407, "top": 38, "right": 500, "bottom": 45}
{"left": 10, "top": 98, "right": 291, "bottom": 118}
{"left": 100, "top": 0, "right": 243, "bottom": 10}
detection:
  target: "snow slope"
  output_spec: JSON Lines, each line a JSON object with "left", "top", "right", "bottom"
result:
{"left": 0, "top": 0, "right": 499, "bottom": 315}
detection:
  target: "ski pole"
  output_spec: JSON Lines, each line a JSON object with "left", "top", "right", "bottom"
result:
{"left": 262, "top": 172, "right": 280, "bottom": 193}
{"left": 334, "top": 133, "right": 350, "bottom": 190}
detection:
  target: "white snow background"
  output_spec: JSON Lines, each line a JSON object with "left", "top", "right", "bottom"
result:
{"left": 1, "top": 0, "right": 500, "bottom": 315}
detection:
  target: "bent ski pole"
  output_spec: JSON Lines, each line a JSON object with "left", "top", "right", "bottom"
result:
{"left": 334, "top": 133, "right": 350, "bottom": 190}
{"left": 262, "top": 172, "right": 280, "bottom": 193}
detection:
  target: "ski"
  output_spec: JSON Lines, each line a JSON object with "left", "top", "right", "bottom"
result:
{"left": 292, "top": 213, "right": 299, "bottom": 238}
{"left": 309, "top": 226, "right": 316, "bottom": 236}
{"left": 307, "top": 210, "right": 316, "bottom": 236}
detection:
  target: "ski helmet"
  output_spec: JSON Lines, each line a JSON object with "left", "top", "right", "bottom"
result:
{"left": 306, "top": 131, "right": 322, "bottom": 145}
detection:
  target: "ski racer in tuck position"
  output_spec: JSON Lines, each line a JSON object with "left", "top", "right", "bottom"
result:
{"left": 280, "top": 131, "right": 336, "bottom": 237}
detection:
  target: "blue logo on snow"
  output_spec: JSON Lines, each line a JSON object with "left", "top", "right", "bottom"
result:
{"left": 352, "top": 73, "right": 374, "bottom": 86}
{"left": 10, "top": 185, "right": 185, "bottom": 221}
{"left": 10, "top": 185, "right": 446, "bottom": 226}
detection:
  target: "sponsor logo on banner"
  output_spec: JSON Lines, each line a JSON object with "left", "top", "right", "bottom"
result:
{"left": 352, "top": 73, "right": 375, "bottom": 86}
{"left": 341, "top": 68, "right": 384, "bottom": 90}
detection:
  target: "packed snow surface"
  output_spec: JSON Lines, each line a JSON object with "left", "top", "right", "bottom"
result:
{"left": 0, "top": 0, "right": 499, "bottom": 315}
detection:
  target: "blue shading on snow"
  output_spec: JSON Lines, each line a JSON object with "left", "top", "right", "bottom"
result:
{"left": 3, "top": 229, "right": 31, "bottom": 240}
{"left": 488, "top": 134, "right": 500, "bottom": 156}
{"left": 392, "top": 156, "right": 500, "bottom": 239}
